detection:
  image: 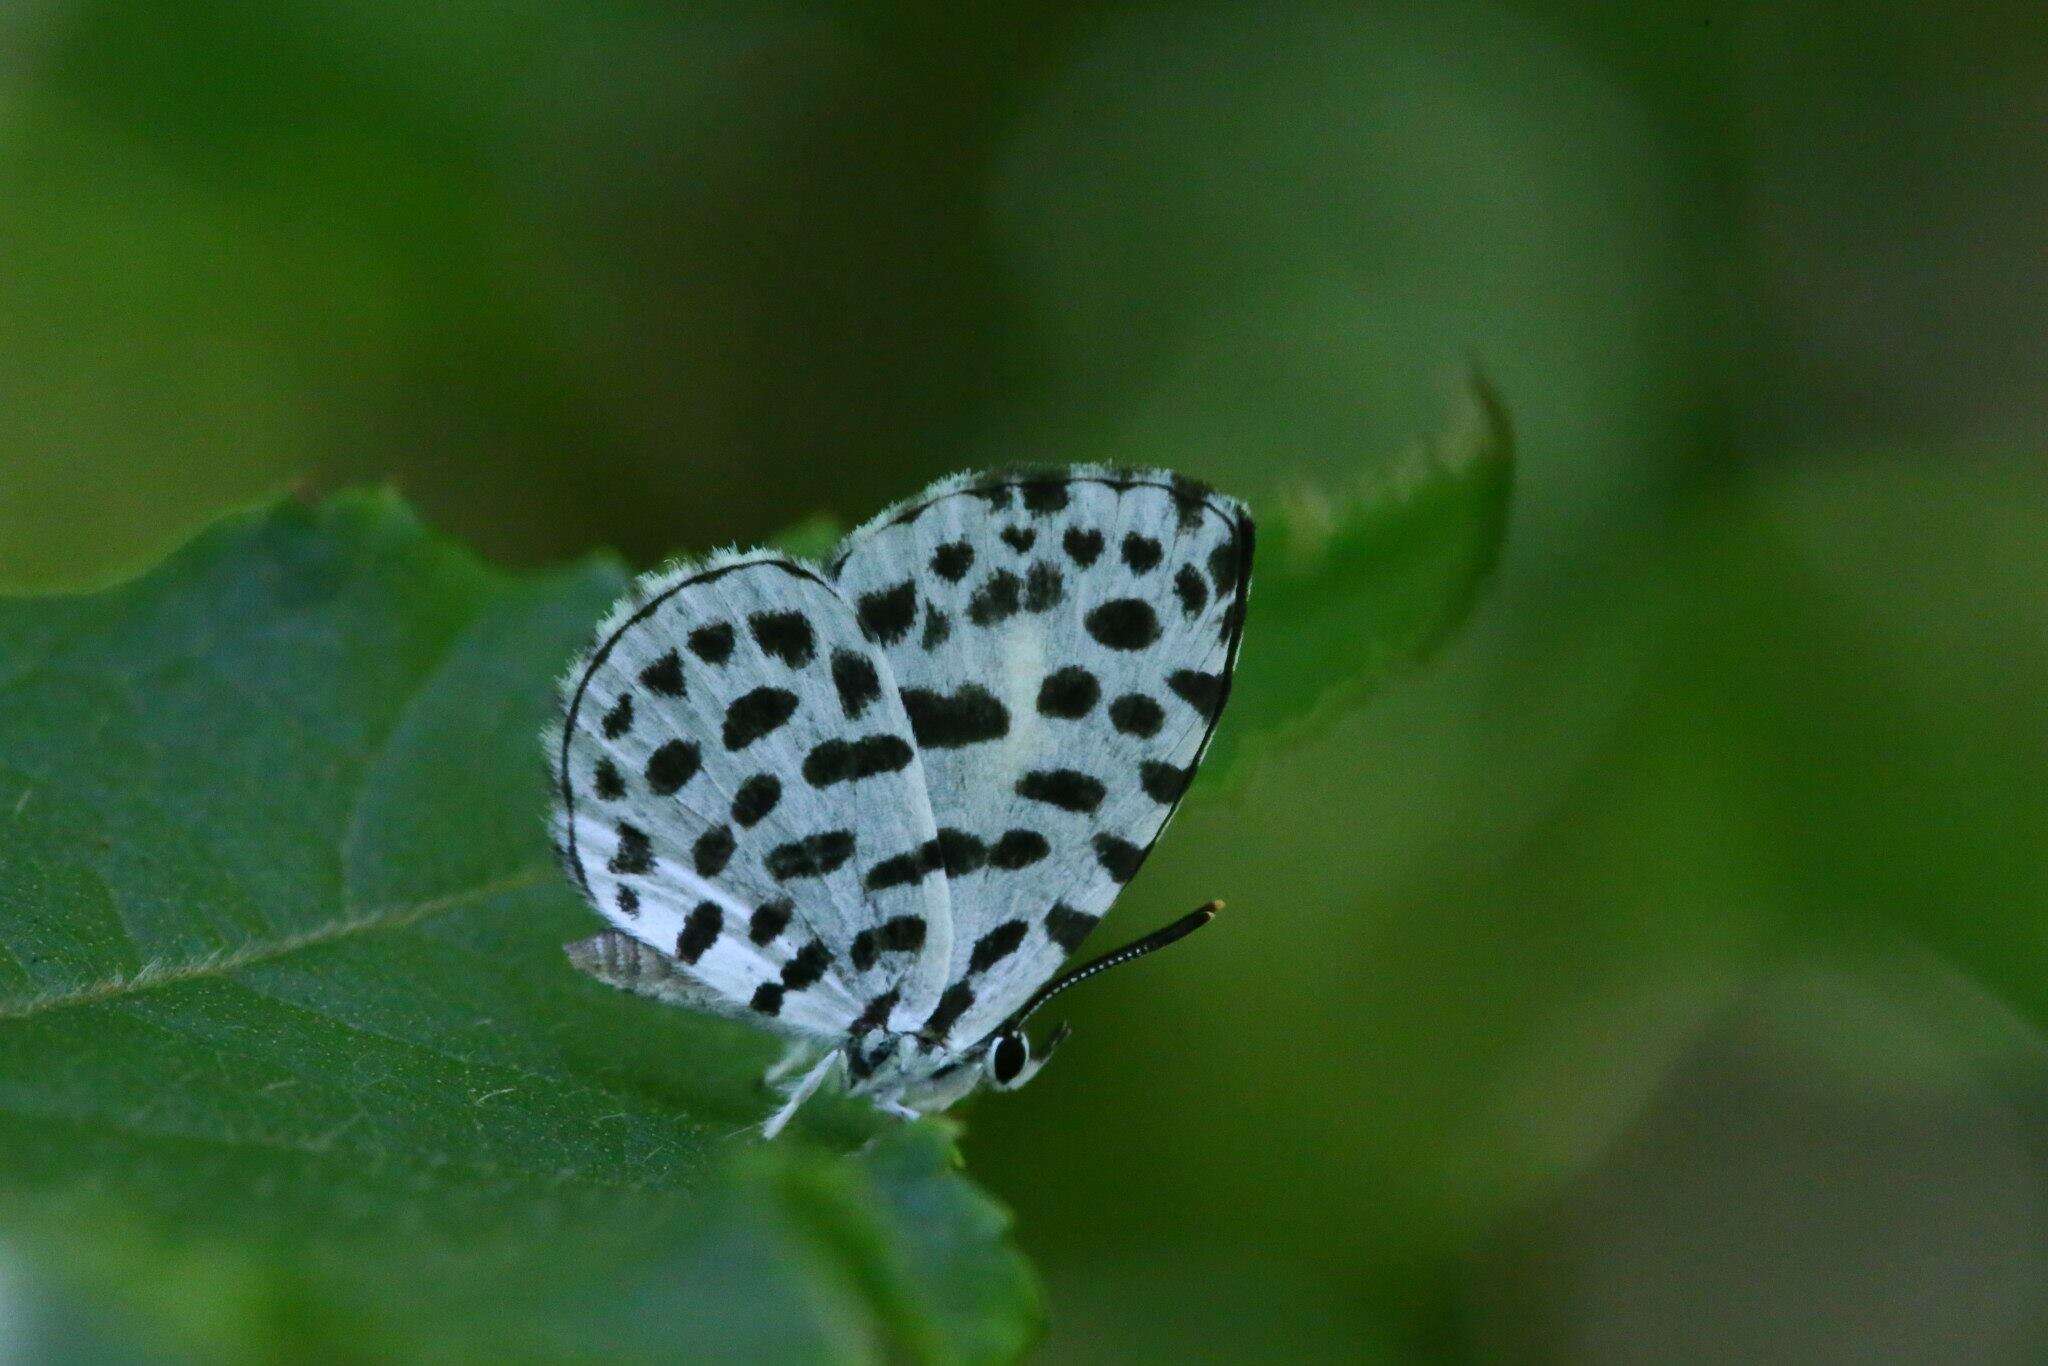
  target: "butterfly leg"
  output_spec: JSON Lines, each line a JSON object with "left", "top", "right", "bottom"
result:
{"left": 872, "top": 1097, "right": 921, "bottom": 1122}
{"left": 761, "top": 1039, "right": 817, "bottom": 1089}
{"left": 760, "top": 1049, "right": 841, "bottom": 1140}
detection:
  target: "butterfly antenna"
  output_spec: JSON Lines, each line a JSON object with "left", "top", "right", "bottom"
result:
{"left": 1011, "top": 901, "right": 1222, "bottom": 1026}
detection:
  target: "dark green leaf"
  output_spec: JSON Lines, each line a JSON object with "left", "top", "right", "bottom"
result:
{"left": 772, "top": 512, "right": 848, "bottom": 563}
{"left": 0, "top": 493, "right": 1035, "bottom": 1361}
{"left": 1200, "top": 374, "right": 1513, "bottom": 784}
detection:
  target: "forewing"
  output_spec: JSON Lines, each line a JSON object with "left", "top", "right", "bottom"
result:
{"left": 550, "top": 555, "right": 954, "bottom": 1038}
{"left": 827, "top": 469, "right": 1252, "bottom": 1044}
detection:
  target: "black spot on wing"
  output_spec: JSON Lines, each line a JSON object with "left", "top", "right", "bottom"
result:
{"left": 1169, "top": 669, "right": 1223, "bottom": 716}
{"left": 1216, "top": 596, "right": 1245, "bottom": 644}
{"left": 923, "top": 982, "right": 975, "bottom": 1039}
{"left": 723, "top": 686, "right": 798, "bottom": 749}
{"left": 858, "top": 580, "right": 918, "bottom": 645}
{"left": 1121, "top": 532, "right": 1163, "bottom": 574}
{"left": 1063, "top": 526, "right": 1104, "bottom": 567}
{"left": 1108, "top": 693, "right": 1164, "bottom": 738}
{"left": 766, "top": 831, "right": 856, "bottom": 881}
{"left": 991, "top": 829, "right": 1050, "bottom": 870}
{"left": 1000, "top": 524, "right": 1036, "bottom": 554}
{"left": 968, "top": 919, "right": 1028, "bottom": 974}
{"left": 935, "top": 828, "right": 988, "bottom": 876}
{"left": 748, "top": 610, "right": 815, "bottom": 668}
{"left": 592, "top": 758, "right": 625, "bottom": 800}
{"left": 749, "top": 898, "right": 793, "bottom": 945}
{"left": 693, "top": 825, "right": 736, "bottom": 877}
{"left": 1140, "top": 760, "right": 1192, "bottom": 804}
{"left": 1093, "top": 834, "right": 1145, "bottom": 883}
{"left": 921, "top": 606, "right": 952, "bottom": 649}
{"left": 803, "top": 734, "right": 913, "bottom": 788}
{"left": 865, "top": 844, "right": 937, "bottom": 891}
{"left": 616, "top": 885, "right": 639, "bottom": 916}
{"left": 781, "top": 939, "right": 832, "bottom": 990}
{"left": 1017, "top": 768, "right": 1106, "bottom": 813}
{"left": 732, "top": 774, "right": 782, "bottom": 827}
{"left": 969, "top": 483, "right": 1015, "bottom": 511}
{"left": 1085, "top": 598, "right": 1162, "bottom": 651}
{"left": 1170, "top": 473, "right": 1211, "bottom": 531}
{"left": 645, "top": 740, "right": 701, "bottom": 796}
{"left": 639, "top": 650, "right": 685, "bottom": 697}
{"left": 609, "top": 823, "right": 653, "bottom": 875}
{"left": 1020, "top": 478, "right": 1070, "bottom": 514}
{"left": 688, "top": 621, "right": 735, "bottom": 664}
{"left": 1208, "top": 539, "right": 1242, "bottom": 597}
{"left": 931, "top": 539, "right": 974, "bottom": 582}
{"left": 967, "top": 570, "right": 1022, "bottom": 626}
{"left": 676, "top": 901, "right": 721, "bottom": 963}
{"left": 883, "top": 915, "right": 927, "bottom": 952}
{"left": 852, "top": 987, "right": 899, "bottom": 1034}
{"left": 830, "top": 649, "right": 881, "bottom": 720}
{"left": 864, "top": 825, "right": 993, "bottom": 891}
{"left": 750, "top": 983, "right": 784, "bottom": 1015}
{"left": 1037, "top": 665, "right": 1099, "bottom": 719}
{"left": 1045, "top": 902, "right": 1099, "bottom": 952}
{"left": 1024, "top": 560, "right": 1064, "bottom": 612}
{"left": 851, "top": 915, "right": 927, "bottom": 970}
{"left": 601, "top": 693, "right": 634, "bottom": 739}
{"left": 902, "top": 684, "right": 1009, "bottom": 748}
{"left": 1174, "top": 563, "right": 1209, "bottom": 617}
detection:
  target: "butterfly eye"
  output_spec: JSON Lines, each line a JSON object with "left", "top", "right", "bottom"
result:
{"left": 988, "top": 1033, "right": 1029, "bottom": 1088}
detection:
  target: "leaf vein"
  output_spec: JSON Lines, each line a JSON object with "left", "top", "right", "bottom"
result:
{"left": 0, "top": 865, "right": 553, "bottom": 1020}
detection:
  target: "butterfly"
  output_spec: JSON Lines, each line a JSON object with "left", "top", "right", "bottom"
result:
{"left": 548, "top": 467, "right": 1252, "bottom": 1136}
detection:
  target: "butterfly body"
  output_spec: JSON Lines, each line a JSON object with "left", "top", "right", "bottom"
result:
{"left": 845, "top": 1029, "right": 987, "bottom": 1108}
{"left": 549, "top": 467, "right": 1252, "bottom": 1134}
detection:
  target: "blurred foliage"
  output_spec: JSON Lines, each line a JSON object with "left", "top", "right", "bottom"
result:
{"left": 0, "top": 0, "right": 2045, "bottom": 1359}
{"left": 1201, "top": 374, "right": 1509, "bottom": 785}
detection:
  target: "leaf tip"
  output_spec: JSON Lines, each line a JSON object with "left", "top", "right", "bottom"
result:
{"left": 1449, "top": 362, "right": 1515, "bottom": 475}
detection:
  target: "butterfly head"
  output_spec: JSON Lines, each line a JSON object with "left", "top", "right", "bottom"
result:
{"left": 982, "top": 1021, "right": 1072, "bottom": 1092}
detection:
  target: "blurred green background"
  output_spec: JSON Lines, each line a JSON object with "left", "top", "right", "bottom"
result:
{"left": 4, "top": 1, "right": 2046, "bottom": 1359}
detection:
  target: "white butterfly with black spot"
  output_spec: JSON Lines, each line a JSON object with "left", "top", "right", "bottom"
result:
{"left": 549, "top": 466, "right": 1252, "bottom": 1136}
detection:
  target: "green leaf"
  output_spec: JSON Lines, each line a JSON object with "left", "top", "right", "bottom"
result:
{"left": 771, "top": 512, "right": 849, "bottom": 564}
{"left": 0, "top": 493, "right": 1036, "bottom": 1361}
{"left": 1199, "top": 374, "right": 1513, "bottom": 784}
